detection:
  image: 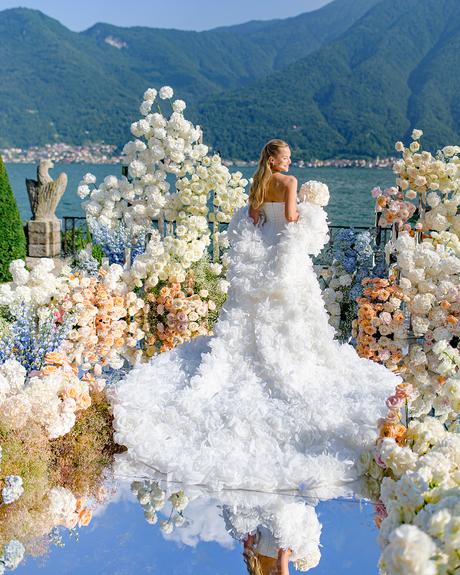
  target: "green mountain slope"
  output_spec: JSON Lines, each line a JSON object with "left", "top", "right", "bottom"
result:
{"left": 0, "top": 0, "right": 379, "bottom": 149}
{"left": 194, "top": 0, "right": 460, "bottom": 159}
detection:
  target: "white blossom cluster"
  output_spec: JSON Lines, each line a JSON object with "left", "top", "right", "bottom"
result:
{"left": 390, "top": 232, "right": 460, "bottom": 423}
{"left": 131, "top": 480, "right": 189, "bottom": 532}
{"left": 393, "top": 129, "right": 460, "bottom": 199}
{"left": 1, "top": 475, "right": 23, "bottom": 505}
{"left": 0, "top": 259, "right": 70, "bottom": 308}
{"left": 78, "top": 86, "right": 247, "bottom": 289}
{"left": 0, "top": 540, "right": 25, "bottom": 573}
{"left": 316, "top": 263, "right": 352, "bottom": 329}
{"left": 0, "top": 358, "right": 91, "bottom": 439}
{"left": 378, "top": 424, "right": 460, "bottom": 575}
{"left": 47, "top": 486, "right": 78, "bottom": 529}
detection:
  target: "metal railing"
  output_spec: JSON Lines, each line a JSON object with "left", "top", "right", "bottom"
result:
{"left": 61, "top": 216, "right": 392, "bottom": 264}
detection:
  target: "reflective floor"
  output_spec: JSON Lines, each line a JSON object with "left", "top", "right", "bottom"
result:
{"left": 15, "top": 481, "right": 380, "bottom": 574}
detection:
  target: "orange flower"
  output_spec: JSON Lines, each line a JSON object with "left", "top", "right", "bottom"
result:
{"left": 447, "top": 315, "right": 458, "bottom": 324}
{"left": 437, "top": 375, "right": 446, "bottom": 385}
{"left": 363, "top": 325, "right": 377, "bottom": 336}
{"left": 377, "top": 289, "right": 390, "bottom": 302}
{"left": 45, "top": 351, "right": 67, "bottom": 366}
{"left": 78, "top": 508, "right": 92, "bottom": 527}
{"left": 440, "top": 300, "right": 451, "bottom": 310}
{"left": 393, "top": 311, "right": 404, "bottom": 323}
{"left": 379, "top": 422, "right": 406, "bottom": 444}
{"left": 77, "top": 392, "right": 92, "bottom": 410}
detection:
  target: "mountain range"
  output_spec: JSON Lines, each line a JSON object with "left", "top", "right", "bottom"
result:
{"left": 0, "top": 0, "right": 459, "bottom": 159}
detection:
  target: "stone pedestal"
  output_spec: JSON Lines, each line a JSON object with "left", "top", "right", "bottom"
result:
{"left": 27, "top": 219, "right": 61, "bottom": 257}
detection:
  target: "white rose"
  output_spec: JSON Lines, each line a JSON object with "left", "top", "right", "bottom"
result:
{"left": 172, "top": 99, "right": 186, "bottom": 113}
{"left": 159, "top": 86, "right": 174, "bottom": 100}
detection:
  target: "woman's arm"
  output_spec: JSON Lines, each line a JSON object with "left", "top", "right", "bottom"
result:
{"left": 249, "top": 204, "right": 260, "bottom": 225}
{"left": 243, "top": 533, "right": 256, "bottom": 551}
{"left": 277, "top": 548, "right": 292, "bottom": 575}
{"left": 284, "top": 177, "right": 299, "bottom": 222}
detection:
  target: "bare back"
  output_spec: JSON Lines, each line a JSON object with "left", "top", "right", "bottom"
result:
{"left": 264, "top": 173, "right": 290, "bottom": 203}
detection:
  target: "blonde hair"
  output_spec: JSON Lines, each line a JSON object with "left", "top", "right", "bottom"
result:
{"left": 244, "top": 550, "right": 278, "bottom": 575}
{"left": 249, "top": 139, "right": 289, "bottom": 209}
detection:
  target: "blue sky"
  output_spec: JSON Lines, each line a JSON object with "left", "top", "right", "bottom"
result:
{"left": 0, "top": 0, "right": 331, "bottom": 31}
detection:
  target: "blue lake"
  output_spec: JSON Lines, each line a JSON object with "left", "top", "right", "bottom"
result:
{"left": 6, "top": 164, "right": 395, "bottom": 227}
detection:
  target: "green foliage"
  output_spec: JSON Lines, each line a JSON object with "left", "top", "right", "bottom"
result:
{"left": 2, "top": 1, "right": 459, "bottom": 159}
{"left": 0, "top": 1, "right": 377, "bottom": 150}
{"left": 189, "top": 256, "right": 227, "bottom": 327}
{"left": 197, "top": 0, "right": 460, "bottom": 160}
{"left": 0, "top": 156, "right": 26, "bottom": 282}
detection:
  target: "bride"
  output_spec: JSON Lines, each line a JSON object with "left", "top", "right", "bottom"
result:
{"left": 111, "top": 139, "right": 401, "bottom": 496}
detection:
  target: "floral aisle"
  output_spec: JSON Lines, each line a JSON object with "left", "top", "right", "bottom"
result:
{"left": 0, "top": 86, "right": 247, "bottom": 572}
{"left": 355, "top": 131, "right": 460, "bottom": 575}
{"left": 0, "top": 82, "right": 458, "bottom": 573}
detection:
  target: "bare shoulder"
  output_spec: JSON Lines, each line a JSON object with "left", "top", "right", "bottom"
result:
{"left": 272, "top": 173, "right": 297, "bottom": 188}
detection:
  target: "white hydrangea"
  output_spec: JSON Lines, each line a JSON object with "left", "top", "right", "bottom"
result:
{"left": 380, "top": 525, "right": 437, "bottom": 575}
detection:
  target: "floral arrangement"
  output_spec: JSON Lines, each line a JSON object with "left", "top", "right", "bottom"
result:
{"left": 299, "top": 180, "right": 330, "bottom": 206}
{"left": 353, "top": 277, "right": 408, "bottom": 370}
{"left": 0, "top": 388, "right": 118, "bottom": 572}
{"left": 131, "top": 480, "right": 189, "bottom": 532}
{"left": 356, "top": 131, "right": 460, "bottom": 575}
{"left": 78, "top": 86, "right": 248, "bottom": 291}
{"left": 372, "top": 186, "right": 417, "bottom": 231}
{"left": 317, "top": 227, "right": 377, "bottom": 339}
{"left": 61, "top": 265, "right": 145, "bottom": 372}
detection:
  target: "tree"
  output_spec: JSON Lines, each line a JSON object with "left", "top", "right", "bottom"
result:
{"left": 0, "top": 156, "right": 26, "bottom": 281}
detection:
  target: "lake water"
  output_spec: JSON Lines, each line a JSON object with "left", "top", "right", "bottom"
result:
{"left": 6, "top": 164, "right": 395, "bottom": 227}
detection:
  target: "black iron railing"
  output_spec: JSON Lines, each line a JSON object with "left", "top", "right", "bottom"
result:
{"left": 61, "top": 216, "right": 392, "bottom": 264}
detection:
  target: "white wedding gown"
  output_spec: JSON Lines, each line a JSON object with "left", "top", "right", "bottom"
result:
{"left": 111, "top": 200, "right": 400, "bottom": 496}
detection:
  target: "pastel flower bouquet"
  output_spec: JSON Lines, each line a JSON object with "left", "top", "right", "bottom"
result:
{"left": 355, "top": 131, "right": 460, "bottom": 575}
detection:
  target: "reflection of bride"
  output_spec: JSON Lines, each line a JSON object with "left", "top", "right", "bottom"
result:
{"left": 229, "top": 496, "right": 322, "bottom": 575}
{"left": 111, "top": 138, "right": 401, "bottom": 496}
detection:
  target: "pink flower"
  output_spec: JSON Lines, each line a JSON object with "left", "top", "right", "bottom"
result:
{"left": 375, "top": 501, "right": 388, "bottom": 518}
{"left": 385, "top": 409, "right": 401, "bottom": 423}
{"left": 378, "top": 349, "right": 391, "bottom": 361}
{"left": 177, "top": 312, "right": 187, "bottom": 323}
{"left": 374, "top": 452, "right": 387, "bottom": 468}
{"left": 385, "top": 395, "right": 403, "bottom": 409}
{"left": 379, "top": 312, "right": 392, "bottom": 325}
{"left": 371, "top": 187, "right": 382, "bottom": 198}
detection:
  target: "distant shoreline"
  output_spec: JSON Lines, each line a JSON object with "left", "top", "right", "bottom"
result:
{"left": 1, "top": 142, "right": 396, "bottom": 169}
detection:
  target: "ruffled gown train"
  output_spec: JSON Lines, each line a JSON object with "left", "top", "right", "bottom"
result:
{"left": 110, "top": 201, "right": 400, "bottom": 497}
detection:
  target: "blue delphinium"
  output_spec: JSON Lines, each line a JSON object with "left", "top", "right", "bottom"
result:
{"left": 74, "top": 247, "right": 100, "bottom": 276}
{"left": 0, "top": 304, "right": 75, "bottom": 373}
{"left": 90, "top": 221, "right": 146, "bottom": 265}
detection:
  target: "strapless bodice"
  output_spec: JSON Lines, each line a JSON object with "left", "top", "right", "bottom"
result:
{"left": 259, "top": 202, "right": 287, "bottom": 235}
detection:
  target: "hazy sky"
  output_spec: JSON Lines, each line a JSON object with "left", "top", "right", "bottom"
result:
{"left": 0, "top": 0, "right": 332, "bottom": 31}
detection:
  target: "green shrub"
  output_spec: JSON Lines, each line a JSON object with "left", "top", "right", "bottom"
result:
{"left": 0, "top": 156, "right": 26, "bottom": 281}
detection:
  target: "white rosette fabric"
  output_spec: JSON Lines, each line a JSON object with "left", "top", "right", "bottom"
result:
{"left": 110, "top": 201, "right": 400, "bottom": 496}
{"left": 222, "top": 492, "right": 322, "bottom": 567}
